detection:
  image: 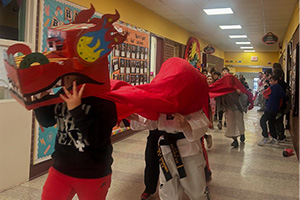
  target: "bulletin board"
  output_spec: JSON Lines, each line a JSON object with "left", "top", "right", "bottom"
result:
{"left": 111, "top": 23, "right": 150, "bottom": 85}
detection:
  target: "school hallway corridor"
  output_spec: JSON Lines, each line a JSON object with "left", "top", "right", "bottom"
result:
{"left": 0, "top": 107, "right": 298, "bottom": 200}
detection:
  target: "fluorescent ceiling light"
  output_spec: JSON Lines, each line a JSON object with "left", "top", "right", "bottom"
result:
{"left": 203, "top": 8, "right": 233, "bottom": 15}
{"left": 229, "top": 35, "right": 247, "bottom": 38}
{"left": 240, "top": 47, "right": 253, "bottom": 49}
{"left": 236, "top": 42, "right": 251, "bottom": 44}
{"left": 244, "top": 50, "right": 255, "bottom": 52}
{"left": 219, "top": 25, "right": 242, "bottom": 29}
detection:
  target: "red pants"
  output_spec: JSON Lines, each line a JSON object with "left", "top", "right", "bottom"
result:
{"left": 42, "top": 167, "right": 111, "bottom": 200}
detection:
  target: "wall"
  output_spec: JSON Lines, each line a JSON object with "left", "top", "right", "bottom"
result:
{"left": 281, "top": 2, "right": 299, "bottom": 57}
{"left": 224, "top": 52, "right": 279, "bottom": 68}
{"left": 68, "top": 0, "right": 225, "bottom": 59}
{"left": 0, "top": 100, "right": 32, "bottom": 192}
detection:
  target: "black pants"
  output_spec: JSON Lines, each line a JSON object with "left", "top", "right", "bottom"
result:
{"left": 275, "top": 114, "right": 285, "bottom": 140}
{"left": 260, "top": 111, "right": 277, "bottom": 139}
{"left": 144, "top": 129, "right": 164, "bottom": 194}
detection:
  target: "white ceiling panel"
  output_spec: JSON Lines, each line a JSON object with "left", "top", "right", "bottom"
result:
{"left": 134, "top": 0, "right": 298, "bottom": 52}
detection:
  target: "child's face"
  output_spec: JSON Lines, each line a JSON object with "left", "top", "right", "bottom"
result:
{"left": 222, "top": 70, "right": 229, "bottom": 76}
{"left": 64, "top": 75, "right": 79, "bottom": 88}
{"left": 269, "top": 78, "right": 278, "bottom": 85}
{"left": 207, "top": 76, "right": 213, "bottom": 85}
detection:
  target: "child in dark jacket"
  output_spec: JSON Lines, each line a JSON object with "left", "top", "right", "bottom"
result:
{"left": 258, "top": 75, "right": 285, "bottom": 146}
{"left": 34, "top": 75, "right": 117, "bottom": 200}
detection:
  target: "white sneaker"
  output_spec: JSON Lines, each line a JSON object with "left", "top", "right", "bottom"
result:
{"left": 258, "top": 138, "right": 269, "bottom": 146}
{"left": 206, "top": 134, "right": 213, "bottom": 149}
{"left": 269, "top": 138, "right": 279, "bottom": 145}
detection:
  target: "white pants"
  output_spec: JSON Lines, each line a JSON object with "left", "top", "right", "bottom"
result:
{"left": 159, "top": 152, "right": 207, "bottom": 200}
{"left": 225, "top": 109, "right": 245, "bottom": 138}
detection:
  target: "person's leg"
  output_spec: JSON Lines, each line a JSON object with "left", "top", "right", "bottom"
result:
{"left": 235, "top": 111, "right": 245, "bottom": 142}
{"left": 180, "top": 154, "right": 207, "bottom": 200}
{"left": 260, "top": 113, "right": 269, "bottom": 138}
{"left": 41, "top": 167, "right": 76, "bottom": 200}
{"left": 276, "top": 115, "right": 285, "bottom": 141}
{"left": 144, "top": 130, "right": 164, "bottom": 194}
{"left": 74, "top": 174, "right": 111, "bottom": 200}
{"left": 268, "top": 114, "right": 277, "bottom": 139}
{"left": 217, "top": 110, "right": 223, "bottom": 129}
{"left": 159, "top": 152, "right": 183, "bottom": 200}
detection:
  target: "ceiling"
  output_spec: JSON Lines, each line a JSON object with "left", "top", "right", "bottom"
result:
{"left": 134, "top": 0, "right": 298, "bottom": 53}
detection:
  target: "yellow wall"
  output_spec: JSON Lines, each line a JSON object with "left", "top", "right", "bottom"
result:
{"left": 234, "top": 67, "right": 263, "bottom": 73}
{"left": 68, "top": 0, "right": 224, "bottom": 59}
{"left": 224, "top": 52, "right": 278, "bottom": 67}
{"left": 281, "top": 2, "right": 299, "bottom": 56}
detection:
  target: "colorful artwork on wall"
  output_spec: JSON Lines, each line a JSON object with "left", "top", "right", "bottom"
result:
{"left": 184, "top": 37, "right": 201, "bottom": 71}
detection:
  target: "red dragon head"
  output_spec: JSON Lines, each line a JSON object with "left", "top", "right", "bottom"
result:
{"left": 3, "top": 4, "right": 126, "bottom": 110}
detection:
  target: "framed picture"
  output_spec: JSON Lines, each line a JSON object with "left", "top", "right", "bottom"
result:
{"left": 130, "top": 60, "right": 136, "bottom": 73}
{"left": 121, "top": 43, "right": 126, "bottom": 57}
{"left": 114, "top": 44, "right": 120, "bottom": 57}
{"left": 130, "top": 75, "right": 136, "bottom": 85}
{"left": 144, "top": 47, "right": 148, "bottom": 60}
{"left": 140, "top": 47, "right": 144, "bottom": 60}
{"left": 126, "top": 59, "right": 131, "bottom": 74}
{"left": 143, "top": 61, "right": 148, "bottom": 73}
{"left": 126, "top": 44, "right": 131, "bottom": 58}
{"left": 120, "top": 59, "right": 125, "bottom": 73}
{"left": 136, "top": 61, "right": 141, "bottom": 73}
{"left": 112, "top": 58, "right": 119, "bottom": 71}
{"left": 131, "top": 45, "right": 136, "bottom": 59}
{"left": 136, "top": 46, "right": 140, "bottom": 59}
{"left": 136, "top": 75, "right": 139, "bottom": 85}
{"left": 125, "top": 74, "right": 130, "bottom": 83}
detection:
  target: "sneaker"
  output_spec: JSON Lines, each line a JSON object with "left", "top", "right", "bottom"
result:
{"left": 231, "top": 139, "right": 239, "bottom": 148}
{"left": 269, "top": 138, "right": 279, "bottom": 145}
{"left": 140, "top": 192, "right": 152, "bottom": 200}
{"left": 217, "top": 122, "right": 222, "bottom": 130}
{"left": 205, "top": 134, "right": 213, "bottom": 149}
{"left": 240, "top": 134, "right": 245, "bottom": 143}
{"left": 258, "top": 138, "right": 269, "bottom": 146}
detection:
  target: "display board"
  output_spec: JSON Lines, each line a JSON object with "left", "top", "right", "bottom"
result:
{"left": 110, "top": 23, "right": 150, "bottom": 85}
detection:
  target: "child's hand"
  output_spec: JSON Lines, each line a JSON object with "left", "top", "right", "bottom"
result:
{"left": 60, "top": 81, "right": 85, "bottom": 110}
{"left": 173, "top": 113, "right": 192, "bottom": 133}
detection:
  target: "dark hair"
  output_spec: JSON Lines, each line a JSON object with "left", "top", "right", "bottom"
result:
{"left": 210, "top": 67, "right": 216, "bottom": 73}
{"left": 270, "top": 75, "right": 279, "bottom": 81}
{"left": 222, "top": 67, "right": 230, "bottom": 72}
{"left": 265, "top": 69, "right": 272, "bottom": 75}
{"left": 273, "top": 68, "right": 284, "bottom": 79}
{"left": 273, "top": 63, "right": 282, "bottom": 70}
{"left": 202, "top": 68, "right": 208, "bottom": 73}
{"left": 214, "top": 71, "right": 221, "bottom": 76}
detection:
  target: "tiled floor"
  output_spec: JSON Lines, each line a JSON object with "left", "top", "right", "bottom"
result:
{"left": 0, "top": 107, "right": 298, "bottom": 200}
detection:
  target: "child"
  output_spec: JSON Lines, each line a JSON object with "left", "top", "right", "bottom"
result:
{"left": 258, "top": 75, "right": 285, "bottom": 146}
{"left": 129, "top": 110, "right": 210, "bottom": 200}
{"left": 34, "top": 75, "right": 117, "bottom": 200}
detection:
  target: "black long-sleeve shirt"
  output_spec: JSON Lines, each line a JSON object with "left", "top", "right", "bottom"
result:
{"left": 34, "top": 97, "right": 117, "bottom": 178}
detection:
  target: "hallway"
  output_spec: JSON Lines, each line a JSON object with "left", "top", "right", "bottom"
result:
{"left": 0, "top": 107, "right": 298, "bottom": 200}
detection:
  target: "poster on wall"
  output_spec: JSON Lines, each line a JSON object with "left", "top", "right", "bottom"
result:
{"left": 33, "top": 120, "right": 56, "bottom": 164}
{"left": 184, "top": 37, "right": 201, "bottom": 71}
{"left": 39, "top": 0, "right": 102, "bottom": 52}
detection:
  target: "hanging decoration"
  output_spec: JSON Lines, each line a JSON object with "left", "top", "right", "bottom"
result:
{"left": 203, "top": 44, "right": 215, "bottom": 55}
{"left": 184, "top": 37, "right": 201, "bottom": 71}
{"left": 262, "top": 32, "right": 279, "bottom": 45}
